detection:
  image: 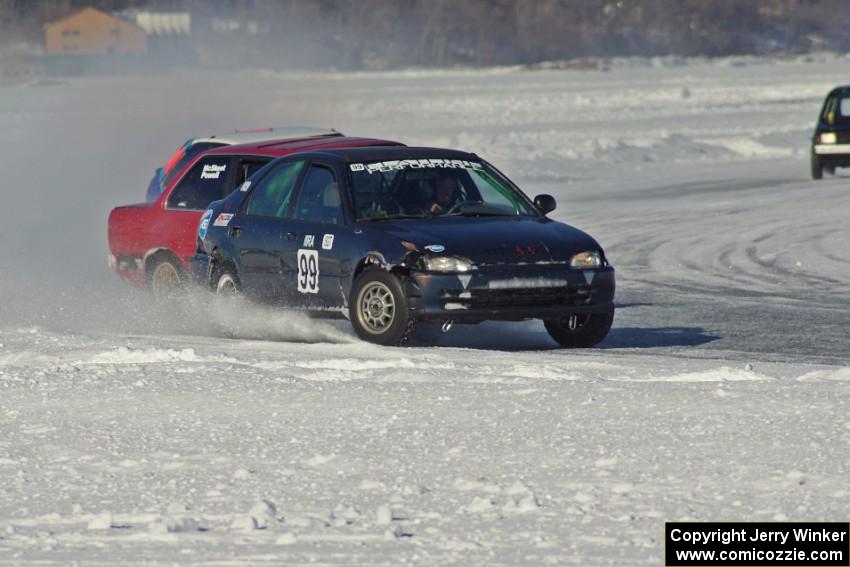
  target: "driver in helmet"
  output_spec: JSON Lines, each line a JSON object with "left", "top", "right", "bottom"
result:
{"left": 426, "top": 173, "right": 460, "bottom": 215}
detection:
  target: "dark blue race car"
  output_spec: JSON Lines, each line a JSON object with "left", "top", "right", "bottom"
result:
{"left": 191, "top": 147, "right": 615, "bottom": 347}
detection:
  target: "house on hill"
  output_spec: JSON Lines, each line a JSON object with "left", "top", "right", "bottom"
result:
{"left": 44, "top": 6, "right": 147, "bottom": 56}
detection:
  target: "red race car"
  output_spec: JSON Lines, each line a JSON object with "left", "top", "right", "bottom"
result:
{"left": 108, "top": 134, "right": 403, "bottom": 293}
{"left": 145, "top": 127, "right": 341, "bottom": 202}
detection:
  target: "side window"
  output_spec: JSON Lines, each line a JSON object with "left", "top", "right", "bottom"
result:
{"left": 468, "top": 170, "right": 525, "bottom": 214}
{"left": 840, "top": 97, "right": 850, "bottom": 119}
{"left": 294, "top": 165, "right": 342, "bottom": 224}
{"left": 239, "top": 159, "right": 270, "bottom": 184}
{"left": 167, "top": 157, "right": 233, "bottom": 210}
{"left": 245, "top": 160, "right": 305, "bottom": 218}
{"left": 162, "top": 142, "right": 227, "bottom": 189}
{"left": 823, "top": 95, "right": 837, "bottom": 124}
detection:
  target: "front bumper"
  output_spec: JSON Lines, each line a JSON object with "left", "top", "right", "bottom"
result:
{"left": 813, "top": 144, "right": 850, "bottom": 155}
{"left": 407, "top": 264, "right": 615, "bottom": 323}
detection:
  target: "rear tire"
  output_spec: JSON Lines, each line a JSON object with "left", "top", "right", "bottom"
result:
{"left": 811, "top": 152, "right": 823, "bottom": 180}
{"left": 209, "top": 266, "right": 242, "bottom": 338}
{"left": 148, "top": 255, "right": 183, "bottom": 298}
{"left": 544, "top": 308, "right": 614, "bottom": 348}
{"left": 349, "top": 269, "right": 416, "bottom": 346}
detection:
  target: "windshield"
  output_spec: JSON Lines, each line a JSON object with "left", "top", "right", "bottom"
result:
{"left": 840, "top": 96, "right": 850, "bottom": 121}
{"left": 348, "top": 158, "right": 537, "bottom": 220}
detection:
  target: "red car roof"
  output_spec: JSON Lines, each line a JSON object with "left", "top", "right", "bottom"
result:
{"left": 205, "top": 135, "right": 403, "bottom": 158}
{"left": 159, "top": 135, "right": 404, "bottom": 198}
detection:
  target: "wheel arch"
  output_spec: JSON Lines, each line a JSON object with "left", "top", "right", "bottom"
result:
{"left": 350, "top": 252, "right": 411, "bottom": 296}
{"left": 208, "top": 248, "right": 240, "bottom": 285}
{"left": 143, "top": 248, "right": 183, "bottom": 278}
{"left": 352, "top": 251, "right": 414, "bottom": 278}
{"left": 353, "top": 252, "right": 388, "bottom": 278}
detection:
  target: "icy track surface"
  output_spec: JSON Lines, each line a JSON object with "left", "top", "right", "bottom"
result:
{"left": 1, "top": 55, "right": 850, "bottom": 565}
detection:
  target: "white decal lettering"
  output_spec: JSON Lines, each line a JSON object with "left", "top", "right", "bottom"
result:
{"left": 347, "top": 159, "right": 485, "bottom": 174}
{"left": 201, "top": 164, "right": 227, "bottom": 180}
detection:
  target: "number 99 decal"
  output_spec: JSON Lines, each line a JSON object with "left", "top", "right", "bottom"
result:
{"left": 297, "top": 249, "right": 319, "bottom": 294}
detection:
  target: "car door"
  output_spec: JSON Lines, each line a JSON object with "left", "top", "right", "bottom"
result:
{"left": 284, "top": 161, "right": 349, "bottom": 310}
{"left": 229, "top": 158, "right": 306, "bottom": 301}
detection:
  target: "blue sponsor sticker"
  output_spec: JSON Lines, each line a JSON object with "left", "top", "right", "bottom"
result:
{"left": 198, "top": 209, "right": 212, "bottom": 240}
{"left": 425, "top": 244, "right": 445, "bottom": 253}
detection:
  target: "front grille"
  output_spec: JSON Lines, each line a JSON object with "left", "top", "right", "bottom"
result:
{"left": 441, "top": 285, "right": 592, "bottom": 309}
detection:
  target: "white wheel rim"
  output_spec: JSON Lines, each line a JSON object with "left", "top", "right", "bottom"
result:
{"left": 357, "top": 281, "right": 395, "bottom": 334}
{"left": 216, "top": 274, "right": 238, "bottom": 296}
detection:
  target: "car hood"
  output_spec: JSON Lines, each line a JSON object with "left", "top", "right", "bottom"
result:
{"left": 365, "top": 216, "right": 602, "bottom": 265}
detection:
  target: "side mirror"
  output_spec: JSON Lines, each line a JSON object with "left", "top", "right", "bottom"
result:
{"left": 534, "top": 194, "right": 556, "bottom": 215}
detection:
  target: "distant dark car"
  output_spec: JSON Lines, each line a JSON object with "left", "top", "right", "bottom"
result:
{"left": 811, "top": 86, "right": 850, "bottom": 179}
{"left": 191, "top": 147, "right": 615, "bottom": 347}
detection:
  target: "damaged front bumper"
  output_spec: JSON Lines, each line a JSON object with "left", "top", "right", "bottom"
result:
{"left": 406, "top": 264, "right": 615, "bottom": 323}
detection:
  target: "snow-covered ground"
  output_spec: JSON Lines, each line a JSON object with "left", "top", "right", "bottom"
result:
{"left": 1, "top": 54, "right": 849, "bottom": 565}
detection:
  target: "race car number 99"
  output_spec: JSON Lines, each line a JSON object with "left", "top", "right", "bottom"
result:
{"left": 297, "top": 249, "right": 319, "bottom": 294}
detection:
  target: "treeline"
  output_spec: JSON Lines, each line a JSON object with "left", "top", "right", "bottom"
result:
{"left": 3, "top": 0, "right": 850, "bottom": 68}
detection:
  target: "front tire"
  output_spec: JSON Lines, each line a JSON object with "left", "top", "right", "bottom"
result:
{"left": 544, "top": 309, "right": 614, "bottom": 348}
{"left": 213, "top": 266, "right": 240, "bottom": 296}
{"left": 811, "top": 152, "right": 823, "bottom": 180}
{"left": 349, "top": 269, "right": 416, "bottom": 346}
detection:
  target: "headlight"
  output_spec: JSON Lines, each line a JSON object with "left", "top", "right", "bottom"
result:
{"left": 570, "top": 250, "right": 603, "bottom": 269}
{"left": 421, "top": 255, "right": 475, "bottom": 273}
{"left": 820, "top": 132, "right": 837, "bottom": 144}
